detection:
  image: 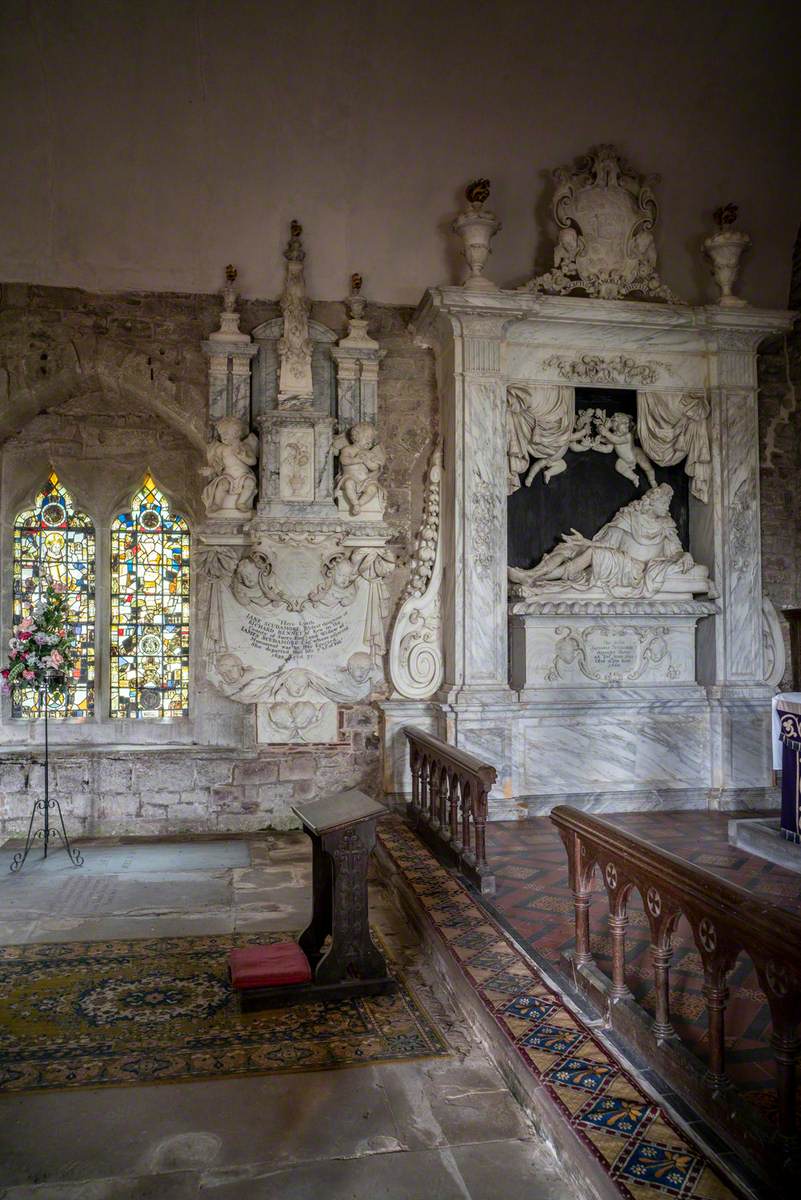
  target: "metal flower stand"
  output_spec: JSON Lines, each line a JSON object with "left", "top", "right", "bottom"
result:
{"left": 10, "top": 684, "right": 84, "bottom": 873}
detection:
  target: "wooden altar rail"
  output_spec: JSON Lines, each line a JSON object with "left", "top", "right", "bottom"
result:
{"left": 403, "top": 727, "right": 496, "bottom": 895}
{"left": 551, "top": 805, "right": 801, "bottom": 1168}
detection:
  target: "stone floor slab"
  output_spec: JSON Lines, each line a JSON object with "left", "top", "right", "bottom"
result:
{"left": 0, "top": 830, "right": 581, "bottom": 1200}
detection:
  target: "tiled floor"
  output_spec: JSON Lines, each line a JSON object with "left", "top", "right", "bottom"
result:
{"left": 483, "top": 811, "right": 801, "bottom": 1122}
{"left": 378, "top": 817, "right": 746, "bottom": 1200}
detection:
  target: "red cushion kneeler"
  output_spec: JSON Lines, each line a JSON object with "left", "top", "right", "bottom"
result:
{"left": 228, "top": 941, "right": 312, "bottom": 990}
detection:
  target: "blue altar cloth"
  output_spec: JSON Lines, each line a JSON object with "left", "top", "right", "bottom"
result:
{"left": 774, "top": 693, "right": 801, "bottom": 844}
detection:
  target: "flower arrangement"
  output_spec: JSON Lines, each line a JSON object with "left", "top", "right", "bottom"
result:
{"left": 2, "top": 583, "right": 78, "bottom": 700}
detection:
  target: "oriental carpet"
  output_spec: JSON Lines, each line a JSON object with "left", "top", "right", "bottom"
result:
{"left": 0, "top": 932, "right": 447, "bottom": 1093}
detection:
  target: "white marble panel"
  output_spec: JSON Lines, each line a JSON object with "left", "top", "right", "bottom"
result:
{"left": 505, "top": 344, "right": 707, "bottom": 392}
{"left": 462, "top": 379, "right": 507, "bottom": 688}
{"left": 516, "top": 706, "right": 710, "bottom": 795}
{"left": 719, "top": 389, "right": 763, "bottom": 681}
{"left": 279, "top": 424, "right": 315, "bottom": 502}
{"left": 510, "top": 614, "right": 699, "bottom": 691}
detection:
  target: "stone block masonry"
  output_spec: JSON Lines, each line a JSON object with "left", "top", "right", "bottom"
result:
{"left": 0, "top": 740, "right": 382, "bottom": 838}
{"left": 0, "top": 281, "right": 437, "bottom": 836}
{"left": 757, "top": 320, "right": 801, "bottom": 688}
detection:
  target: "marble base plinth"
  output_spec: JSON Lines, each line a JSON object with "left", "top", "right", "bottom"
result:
{"left": 380, "top": 686, "right": 776, "bottom": 819}
{"left": 727, "top": 816, "right": 801, "bottom": 873}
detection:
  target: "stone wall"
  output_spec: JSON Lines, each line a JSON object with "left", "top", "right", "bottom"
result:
{"left": 757, "top": 222, "right": 801, "bottom": 688}
{"left": 1, "top": 276, "right": 798, "bottom": 836}
{"left": 0, "top": 282, "right": 437, "bottom": 837}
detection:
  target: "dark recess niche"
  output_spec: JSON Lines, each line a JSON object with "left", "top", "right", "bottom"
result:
{"left": 507, "top": 388, "right": 690, "bottom": 570}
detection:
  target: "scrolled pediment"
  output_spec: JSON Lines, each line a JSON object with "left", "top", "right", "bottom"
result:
{"left": 525, "top": 145, "right": 683, "bottom": 304}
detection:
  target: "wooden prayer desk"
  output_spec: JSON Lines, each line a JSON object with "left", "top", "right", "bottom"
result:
{"left": 238, "top": 789, "right": 396, "bottom": 1012}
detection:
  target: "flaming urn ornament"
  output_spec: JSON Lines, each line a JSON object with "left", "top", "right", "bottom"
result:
{"left": 704, "top": 204, "right": 750, "bottom": 308}
{"left": 452, "top": 179, "right": 502, "bottom": 291}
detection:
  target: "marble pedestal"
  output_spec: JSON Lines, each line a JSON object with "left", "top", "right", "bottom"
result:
{"left": 509, "top": 600, "right": 714, "bottom": 695}
{"left": 382, "top": 688, "right": 776, "bottom": 820}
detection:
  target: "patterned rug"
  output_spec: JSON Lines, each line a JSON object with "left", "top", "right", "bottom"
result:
{"left": 0, "top": 933, "right": 447, "bottom": 1093}
{"left": 378, "top": 815, "right": 744, "bottom": 1200}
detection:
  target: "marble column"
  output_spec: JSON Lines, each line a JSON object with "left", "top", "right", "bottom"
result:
{"left": 202, "top": 267, "right": 258, "bottom": 423}
{"left": 411, "top": 290, "right": 511, "bottom": 703}
{"left": 696, "top": 314, "right": 795, "bottom": 795}
{"left": 331, "top": 278, "right": 386, "bottom": 428}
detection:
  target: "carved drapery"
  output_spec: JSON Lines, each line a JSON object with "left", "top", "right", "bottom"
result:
{"left": 637, "top": 390, "right": 711, "bottom": 503}
{"left": 506, "top": 384, "right": 575, "bottom": 493}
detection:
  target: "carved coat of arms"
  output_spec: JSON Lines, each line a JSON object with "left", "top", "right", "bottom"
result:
{"left": 527, "top": 145, "right": 682, "bottom": 303}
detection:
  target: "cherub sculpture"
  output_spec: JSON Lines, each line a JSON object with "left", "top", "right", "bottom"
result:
{"left": 230, "top": 550, "right": 287, "bottom": 609}
{"left": 524, "top": 407, "right": 597, "bottom": 486}
{"left": 593, "top": 410, "right": 657, "bottom": 489}
{"left": 307, "top": 553, "right": 359, "bottom": 609}
{"left": 333, "top": 421, "right": 386, "bottom": 516}
{"left": 201, "top": 415, "right": 258, "bottom": 516}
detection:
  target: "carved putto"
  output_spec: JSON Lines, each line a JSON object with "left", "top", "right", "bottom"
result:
{"left": 230, "top": 548, "right": 292, "bottom": 610}
{"left": 527, "top": 145, "right": 682, "bottom": 303}
{"left": 332, "top": 421, "right": 387, "bottom": 517}
{"left": 200, "top": 415, "right": 259, "bottom": 516}
{"left": 509, "top": 484, "right": 713, "bottom": 602}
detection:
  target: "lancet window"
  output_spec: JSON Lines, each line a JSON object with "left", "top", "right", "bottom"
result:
{"left": 110, "top": 475, "right": 190, "bottom": 719}
{"left": 12, "top": 473, "right": 96, "bottom": 718}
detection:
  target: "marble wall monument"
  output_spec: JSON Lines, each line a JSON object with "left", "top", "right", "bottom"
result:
{"left": 382, "top": 147, "right": 794, "bottom": 816}
{"left": 199, "top": 232, "right": 395, "bottom": 745}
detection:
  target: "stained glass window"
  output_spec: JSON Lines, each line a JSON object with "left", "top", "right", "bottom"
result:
{"left": 12, "top": 473, "right": 95, "bottom": 718}
{"left": 110, "top": 475, "right": 190, "bottom": 719}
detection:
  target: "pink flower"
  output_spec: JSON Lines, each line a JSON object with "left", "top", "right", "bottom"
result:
{"left": 22, "top": 669, "right": 35, "bottom": 680}
{"left": 18, "top": 631, "right": 32, "bottom": 641}
{"left": 48, "top": 650, "right": 63, "bottom": 667}
{"left": 57, "top": 628, "right": 66, "bottom": 637}
{"left": 18, "top": 617, "right": 34, "bottom": 631}
{"left": 52, "top": 582, "right": 65, "bottom": 593}
{"left": 9, "top": 649, "right": 17, "bottom": 659}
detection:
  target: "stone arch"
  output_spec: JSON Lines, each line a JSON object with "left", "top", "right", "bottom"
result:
{"left": 0, "top": 334, "right": 206, "bottom": 450}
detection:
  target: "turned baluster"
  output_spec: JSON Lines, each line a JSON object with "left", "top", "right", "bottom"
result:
{"left": 561, "top": 830, "right": 593, "bottom": 967}
{"left": 461, "top": 782, "right": 472, "bottom": 859}
{"left": 449, "top": 774, "right": 461, "bottom": 848}
{"left": 651, "top": 943, "right": 675, "bottom": 1040}
{"left": 420, "top": 754, "right": 430, "bottom": 821}
{"left": 757, "top": 958, "right": 801, "bottom": 1146}
{"left": 644, "top": 892, "right": 678, "bottom": 1041}
{"left": 608, "top": 912, "right": 631, "bottom": 999}
{"left": 410, "top": 746, "right": 420, "bottom": 819}
{"left": 438, "top": 767, "right": 449, "bottom": 832}
{"left": 473, "top": 785, "right": 488, "bottom": 871}
{"left": 703, "top": 966, "right": 729, "bottom": 1086}
{"left": 772, "top": 1027, "right": 800, "bottom": 1144}
{"left": 604, "top": 863, "right": 630, "bottom": 1000}
{"left": 574, "top": 890, "right": 593, "bottom": 966}
{"left": 429, "top": 761, "right": 441, "bottom": 831}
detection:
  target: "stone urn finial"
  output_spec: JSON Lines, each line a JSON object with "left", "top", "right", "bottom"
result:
{"left": 452, "top": 178, "right": 502, "bottom": 292}
{"left": 208, "top": 264, "right": 249, "bottom": 343}
{"left": 704, "top": 204, "right": 750, "bottom": 308}
{"left": 222, "top": 264, "right": 238, "bottom": 314}
{"left": 348, "top": 272, "right": 366, "bottom": 320}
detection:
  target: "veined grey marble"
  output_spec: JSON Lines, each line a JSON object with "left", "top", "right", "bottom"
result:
{"left": 728, "top": 816, "right": 801, "bottom": 872}
{"left": 385, "top": 282, "right": 794, "bottom": 815}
